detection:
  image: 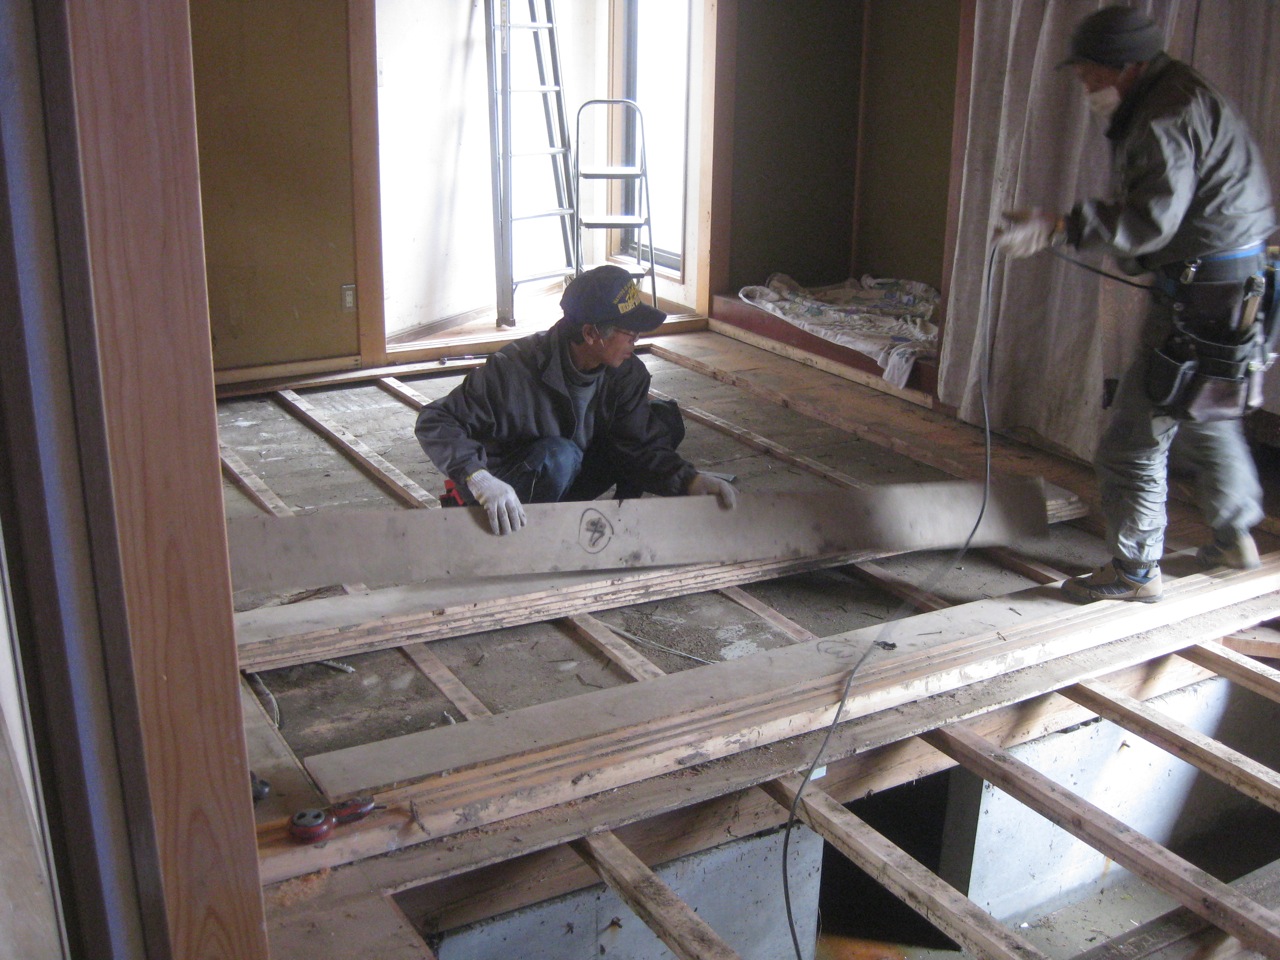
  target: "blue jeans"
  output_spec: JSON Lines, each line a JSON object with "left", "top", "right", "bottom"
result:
{"left": 485, "top": 399, "right": 685, "bottom": 504}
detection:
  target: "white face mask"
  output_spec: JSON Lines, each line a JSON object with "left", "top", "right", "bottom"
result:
{"left": 1086, "top": 85, "right": 1122, "bottom": 121}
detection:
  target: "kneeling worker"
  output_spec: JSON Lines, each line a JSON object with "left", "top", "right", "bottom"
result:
{"left": 415, "top": 265, "right": 737, "bottom": 535}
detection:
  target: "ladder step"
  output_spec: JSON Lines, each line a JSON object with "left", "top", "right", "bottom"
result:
{"left": 579, "top": 215, "right": 647, "bottom": 229}
{"left": 506, "top": 21, "right": 553, "bottom": 30}
{"left": 513, "top": 208, "right": 574, "bottom": 222}
{"left": 579, "top": 263, "right": 652, "bottom": 279}
{"left": 511, "top": 85, "right": 562, "bottom": 94}
{"left": 512, "top": 147, "right": 569, "bottom": 158}
{"left": 579, "top": 165, "right": 643, "bottom": 180}
{"left": 514, "top": 268, "right": 574, "bottom": 286}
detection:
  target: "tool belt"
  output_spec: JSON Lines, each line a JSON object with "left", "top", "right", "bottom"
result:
{"left": 1144, "top": 245, "right": 1277, "bottom": 421}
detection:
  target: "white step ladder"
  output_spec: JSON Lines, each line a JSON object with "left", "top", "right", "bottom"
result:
{"left": 573, "top": 98, "right": 658, "bottom": 305}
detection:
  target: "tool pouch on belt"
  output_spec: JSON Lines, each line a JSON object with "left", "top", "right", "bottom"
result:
{"left": 1144, "top": 274, "right": 1267, "bottom": 421}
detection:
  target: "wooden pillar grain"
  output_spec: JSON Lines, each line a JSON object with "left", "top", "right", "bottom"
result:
{"left": 29, "top": 1, "right": 270, "bottom": 956}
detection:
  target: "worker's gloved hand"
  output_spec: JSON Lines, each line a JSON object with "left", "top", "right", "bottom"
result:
{"left": 465, "top": 469, "right": 527, "bottom": 535}
{"left": 685, "top": 472, "right": 737, "bottom": 509}
{"left": 994, "top": 209, "right": 1063, "bottom": 259}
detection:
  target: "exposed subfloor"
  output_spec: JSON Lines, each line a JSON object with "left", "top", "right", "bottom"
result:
{"left": 225, "top": 331, "right": 1280, "bottom": 958}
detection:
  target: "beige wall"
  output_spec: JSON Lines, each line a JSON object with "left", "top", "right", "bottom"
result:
{"left": 852, "top": 0, "right": 961, "bottom": 292}
{"left": 727, "top": 0, "right": 862, "bottom": 291}
{"left": 192, "top": 0, "right": 360, "bottom": 370}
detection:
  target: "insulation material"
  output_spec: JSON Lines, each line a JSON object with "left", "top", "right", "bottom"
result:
{"left": 739, "top": 273, "right": 939, "bottom": 387}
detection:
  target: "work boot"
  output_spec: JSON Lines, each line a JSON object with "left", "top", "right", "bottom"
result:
{"left": 1061, "top": 559, "right": 1162, "bottom": 603}
{"left": 1196, "top": 530, "right": 1260, "bottom": 570}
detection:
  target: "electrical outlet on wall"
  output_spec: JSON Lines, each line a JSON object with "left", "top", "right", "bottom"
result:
{"left": 341, "top": 284, "right": 357, "bottom": 312}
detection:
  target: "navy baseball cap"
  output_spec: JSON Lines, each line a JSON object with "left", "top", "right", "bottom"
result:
{"left": 1061, "top": 6, "right": 1163, "bottom": 69}
{"left": 559, "top": 266, "right": 666, "bottom": 332}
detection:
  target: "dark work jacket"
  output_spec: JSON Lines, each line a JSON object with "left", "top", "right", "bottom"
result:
{"left": 1065, "top": 53, "right": 1275, "bottom": 273}
{"left": 414, "top": 326, "right": 697, "bottom": 496}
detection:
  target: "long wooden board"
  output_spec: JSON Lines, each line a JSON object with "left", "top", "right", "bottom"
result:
{"left": 235, "top": 548, "right": 889, "bottom": 671}
{"left": 303, "top": 561, "right": 1280, "bottom": 797}
{"left": 248, "top": 566, "right": 1280, "bottom": 884}
{"left": 367, "top": 649, "right": 1217, "bottom": 914}
{"left": 261, "top": 593, "right": 1253, "bottom": 889}
{"left": 227, "top": 480, "right": 1047, "bottom": 593}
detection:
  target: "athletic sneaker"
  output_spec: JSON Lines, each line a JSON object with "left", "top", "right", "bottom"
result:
{"left": 1196, "top": 531, "right": 1260, "bottom": 570}
{"left": 1061, "top": 560, "right": 1163, "bottom": 603}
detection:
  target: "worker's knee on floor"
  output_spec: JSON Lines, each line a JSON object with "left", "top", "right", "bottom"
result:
{"left": 521, "top": 436, "right": 584, "bottom": 501}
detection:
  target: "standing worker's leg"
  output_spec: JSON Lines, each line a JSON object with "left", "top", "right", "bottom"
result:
{"left": 1063, "top": 360, "right": 1175, "bottom": 602}
{"left": 1178, "top": 417, "right": 1264, "bottom": 568}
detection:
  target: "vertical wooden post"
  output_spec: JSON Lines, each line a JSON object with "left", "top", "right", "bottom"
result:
{"left": 350, "top": 0, "right": 388, "bottom": 368}
{"left": 23, "top": 0, "right": 270, "bottom": 955}
{"left": 695, "top": 0, "right": 737, "bottom": 314}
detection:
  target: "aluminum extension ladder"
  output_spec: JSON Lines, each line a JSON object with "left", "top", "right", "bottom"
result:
{"left": 484, "top": 0, "right": 576, "bottom": 328}
{"left": 573, "top": 98, "right": 658, "bottom": 306}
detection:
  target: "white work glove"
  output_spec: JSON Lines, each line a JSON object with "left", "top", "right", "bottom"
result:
{"left": 685, "top": 472, "right": 737, "bottom": 509}
{"left": 994, "top": 209, "right": 1063, "bottom": 259}
{"left": 465, "top": 469, "right": 526, "bottom": 536}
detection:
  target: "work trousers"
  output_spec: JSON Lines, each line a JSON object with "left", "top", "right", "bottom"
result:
{"left": 481, "top": 399, "right": 686, "bottom": 505}
{"left": 1095, "top": 301, "right": 1263, "bottom": 567}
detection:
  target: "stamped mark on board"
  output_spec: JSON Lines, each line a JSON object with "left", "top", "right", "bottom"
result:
{"left": 578, "top": 508, "right": 614, "bottom": 554}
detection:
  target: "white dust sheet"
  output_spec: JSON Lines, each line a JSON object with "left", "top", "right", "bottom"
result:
{"left": 739, "top": 273, "right": 939, "bottom": 388}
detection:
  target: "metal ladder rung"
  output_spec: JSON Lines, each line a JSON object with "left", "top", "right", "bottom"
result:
{"left": 579, "top": 215, "right": 648, "bottom": 229}
{"left": 511, "top": 85, "right": 562, "bottom": 94}
{"left": 512, "top": 208, "right": 574, "bottom": 222}
{"left": 579, "top": 262, "right": 651, "bottom": 278}
{"left": 514, "top": 268, "right": 574, "bottom": 286}
{"left": 507, "top": 21, "right": 552, "bottom": 30}
{"left": 511, "top": 146, "right": 569, "bottom": 158}
{"left": 579, "top": 165, "right": 643, "bottom": 179}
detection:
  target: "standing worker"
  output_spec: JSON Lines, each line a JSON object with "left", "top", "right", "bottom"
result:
{"left": 995, "top": 5, "right": 1274, "bottom": 602}
{"left": 416, "top": 265, "right": 736, "bottom": 535}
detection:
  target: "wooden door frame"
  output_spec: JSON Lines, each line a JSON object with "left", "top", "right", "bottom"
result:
{"left": 0, "top": 1, "right": 269, "bottom": 956}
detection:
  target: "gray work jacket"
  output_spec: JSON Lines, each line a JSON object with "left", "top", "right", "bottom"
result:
{"left": 1065, "top": 53, "right": 1275, "bottom": 272}
{"left": 414, "top": 327, "right": 697, "bottom": 496}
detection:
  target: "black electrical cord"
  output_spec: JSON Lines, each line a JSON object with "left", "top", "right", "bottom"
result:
{"left": 1050, "top": 247, "right": 1154, "bottom": 290}
{"left": 779, "top": 244, "right": 1000, "bottom": 960}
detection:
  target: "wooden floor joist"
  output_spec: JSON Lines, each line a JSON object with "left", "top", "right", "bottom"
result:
{"left": 571, "top": 831, "right": 743, "bottom": 960}
{"left": 923, "top": 723, "right": 1280, "bottom": 956}
{"left": 1223, "top": 623, "right": 1280, "bottom": 660}
{"left": 273, "top": 388, "right": 439, "bottom": 508}
{"left": 1063, "top": 679, "right": 1280, "bottom": 815}
{"left": 221, "top": 443, "right": 296, "bottom": 517}
{"left": 760, "top": 776, "right": 1050, "bottom": 960}
{"left": 1179, "top": 640, "right": 1280, "bottom": 704}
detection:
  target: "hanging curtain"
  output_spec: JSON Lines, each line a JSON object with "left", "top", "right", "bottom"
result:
{"left": 939, "top": 0, "right": 1279, "bottom": 460}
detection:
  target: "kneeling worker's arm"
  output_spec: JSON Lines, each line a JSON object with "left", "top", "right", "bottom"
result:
{"left": 685, "top": 472, "right": 737, "bottom": 509}
{"left": 466, "top": 469, "right": 527, "bottom": 536}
